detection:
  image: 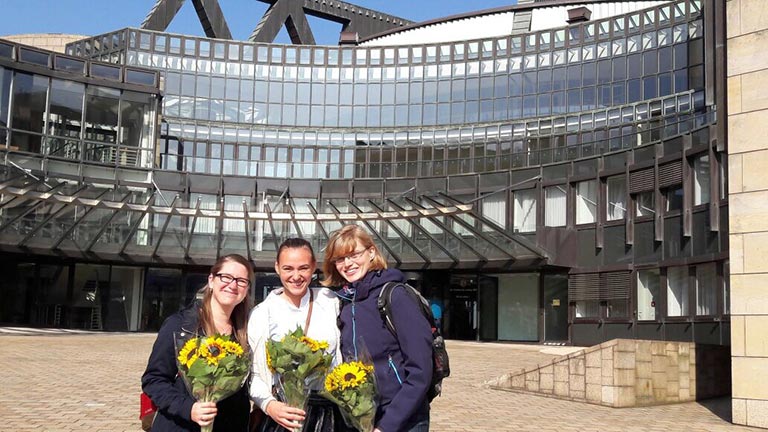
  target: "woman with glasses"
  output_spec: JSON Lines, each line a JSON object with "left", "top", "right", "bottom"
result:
{"left": 142, "top": 254, "right": 253, "bottom": 432}
{"left": 248, "top": 238, "right": 353, "bottom": 432}
{"left": 322, "top": 225, "right": 433, "bottom": 432}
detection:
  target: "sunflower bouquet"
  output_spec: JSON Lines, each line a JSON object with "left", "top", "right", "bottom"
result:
{"left": 174, "top": 332, "right": 250, "bottom": 432}
{"left": 265, "top": 326, "right": 334, "bottom": 426}
{"left": 320, "top": 359, "right": 377, "bottom": 432}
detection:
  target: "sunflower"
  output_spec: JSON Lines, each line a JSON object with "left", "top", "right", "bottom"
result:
{"left": 199, "top": 337, "right": 228, "bottom": 366}
{"left": 299, "top": 336, "right": 329, "bottom": 352}
{"left": 324, "top": 371, "right": 340, "bottom": 392}
{"left": 223, "top": 340, "right": 244, "bottom": 356}
{"left": 177, "top": 338, "right": 199, "bottom": 368}
{"left": 328, "top": 361, "right": 369, "bottom": 390}
{"left": 266, "top": 346, "right": 274, "bottom": 371}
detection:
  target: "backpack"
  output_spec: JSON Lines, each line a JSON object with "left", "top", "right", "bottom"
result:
{"left": 377, "top": 282, "right": 450, "bottom": 402}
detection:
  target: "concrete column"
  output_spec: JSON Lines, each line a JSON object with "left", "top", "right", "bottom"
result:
{"left": 727, "top": 0, "right": 768, "bottom": 427}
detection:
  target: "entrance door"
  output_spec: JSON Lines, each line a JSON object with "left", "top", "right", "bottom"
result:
{"left": 478, "top": 276, "right": 498, "bottom": 341}
{"left": 447, "top": 276, "right": 477, "bottom": 340}
{"left": 543, "top": 273, "right": 569, "bottom": 342}
{"left": 496, "top": 273, "right": 539, "bottom": 341}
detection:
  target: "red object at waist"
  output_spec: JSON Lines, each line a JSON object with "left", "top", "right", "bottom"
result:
{"left": 140, "top": 392, "right": 157, "bottom": 418}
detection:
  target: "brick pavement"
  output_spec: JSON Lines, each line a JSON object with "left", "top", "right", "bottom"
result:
{"left": 0, "top": 329, "right": 760, "bottom": 432}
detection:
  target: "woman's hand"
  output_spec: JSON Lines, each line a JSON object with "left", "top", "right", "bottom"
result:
{"left": 265, "top": 400, "right": 306, "bottom": 430}
{"left": 191, "top": 401, "right": 218, "bottom": 427}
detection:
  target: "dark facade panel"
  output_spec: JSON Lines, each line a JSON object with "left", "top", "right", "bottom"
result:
{"left": 572, "top": 323, "right": 604, "bottom": 347}
{"left": 693, "top": 321, "right": 722, "bottom": 345}
{"left": 636, "top": 322, "right": 665, "bottom": 341}
{"left": 604, "top": 322, "right": 634, "bottom": 340}
{"left": 665, "top": 322, "right": 694, "bottom": 343}
{"left": 633, "top": 221, "right": 662, "bottom": 264}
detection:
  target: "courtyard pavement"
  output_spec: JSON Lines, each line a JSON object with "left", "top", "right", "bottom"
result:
{"left": 0, "top": 327, "right": 760, "bottom": 432}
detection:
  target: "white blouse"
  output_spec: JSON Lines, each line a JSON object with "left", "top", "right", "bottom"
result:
{"left": 248, "top": 287, "right": 341, "bottom": 412}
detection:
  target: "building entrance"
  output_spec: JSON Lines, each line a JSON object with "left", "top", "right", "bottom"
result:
{"left": 543, "top": 273, "right": 569, "bottom": 342}
{"left": 447, "top": 276, "right": 478, "bottom": 340}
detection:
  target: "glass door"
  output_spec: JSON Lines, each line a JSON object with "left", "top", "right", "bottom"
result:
{"left": 543, "top": 273, "right": 569, "bottom": 342}
{"left": 496, "top": 273, "right": 539, "bottom": 341}
{"left": 478, "top": 276, "right": 498, "bottom": 341}
{"left": 447, "top": 276, "right": 477, "bottom": 340}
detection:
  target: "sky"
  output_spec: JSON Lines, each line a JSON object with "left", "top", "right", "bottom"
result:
{"left": 1, "top": 0, "right": 519, "bottom": 45}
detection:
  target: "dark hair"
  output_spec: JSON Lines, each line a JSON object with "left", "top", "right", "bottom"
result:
{"left": 199, "top": 254, "right": 253, "bottom": 349}
{"left": 276, "top": 237, "right": 316, "bottom": 263}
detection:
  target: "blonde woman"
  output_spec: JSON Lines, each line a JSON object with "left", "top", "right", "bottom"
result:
{"left": 322, "top": 225, "right": 433, "bottom": 432}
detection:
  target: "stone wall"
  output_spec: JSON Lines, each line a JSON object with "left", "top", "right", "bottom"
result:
{"left": 488, "top": 339, "right": 730, "bottom": 408}
{"left": 0, "top": 34, "right": 87, "bottom": 53}
{"left": 727, "top": 0, "right": 768, "bottom": 427}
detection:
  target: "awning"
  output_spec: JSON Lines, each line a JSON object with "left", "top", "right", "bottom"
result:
{"left": 0, "top": 167, "right": 547, "bottom": 270}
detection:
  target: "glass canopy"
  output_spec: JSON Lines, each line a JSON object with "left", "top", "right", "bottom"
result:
{"left": 0, "top": 167, "right": 547, "bottom": 270}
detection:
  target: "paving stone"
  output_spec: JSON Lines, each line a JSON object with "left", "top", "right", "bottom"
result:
{"left": 0, "top": 329, "right": 761, "bottom": 432}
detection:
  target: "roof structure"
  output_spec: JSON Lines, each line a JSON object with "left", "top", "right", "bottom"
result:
{"left": 140, "top": 0, "right": 413, "bottom": 44}
{"left": 0, "top": 167, "right": 546, "bottom": 269}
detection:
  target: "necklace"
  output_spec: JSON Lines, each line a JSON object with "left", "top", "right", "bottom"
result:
{"left": 214, "top": 319, "right": 232, "bottom": 335}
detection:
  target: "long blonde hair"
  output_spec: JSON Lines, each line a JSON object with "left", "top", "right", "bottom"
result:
{"left": 198, "top": 254, "right": 253, "bottom": 350}
{"left": 321, "top": 224, "right": 387, "bottom": 287}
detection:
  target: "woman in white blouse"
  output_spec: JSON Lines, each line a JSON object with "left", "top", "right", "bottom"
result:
{"left": 248, "top": 238, "right": 352, "bottom": 432}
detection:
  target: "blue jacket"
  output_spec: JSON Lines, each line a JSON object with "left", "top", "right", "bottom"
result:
{"left": 337, "top": 269, "right": 432, "bottom": 432}
{"left": 141, "top": 303, "right": 250, "bottom": 432}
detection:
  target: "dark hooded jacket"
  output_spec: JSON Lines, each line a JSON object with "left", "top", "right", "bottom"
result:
{"left": 141, "top": 302, "right": 250, "bottom": 432}
{"left": 337, "top": 269, "right": 432, "bottom": 432}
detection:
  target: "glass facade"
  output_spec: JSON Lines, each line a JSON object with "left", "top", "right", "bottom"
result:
{"left": 0, "top": 0, "right": 730, "bottom": 345}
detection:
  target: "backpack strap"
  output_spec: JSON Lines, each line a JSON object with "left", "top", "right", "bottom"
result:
{"left": 377, "top": 282, "right": 399, "bottom": 337}
{"left": 378, "top": 282, "right": 438, "bottom": 338}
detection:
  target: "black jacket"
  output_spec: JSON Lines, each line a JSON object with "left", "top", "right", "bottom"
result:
{"left": 141, "top": 303, "right": 250, "bottom": 432}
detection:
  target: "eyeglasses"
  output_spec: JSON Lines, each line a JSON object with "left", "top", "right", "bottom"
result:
{"left": 332, "top": 248, "right": 369, "bottom": 266}
{"left": 216, "top": 273, "right": 250, "bottom": 288}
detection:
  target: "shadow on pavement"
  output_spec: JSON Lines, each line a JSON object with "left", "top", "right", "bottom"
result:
{"left": 698, "top": 396, "right": 733, "bottom": 423}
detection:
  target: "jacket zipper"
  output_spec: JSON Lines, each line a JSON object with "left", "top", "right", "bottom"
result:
{"left": 388, "top": 354, "right": 403, "bottom": 385}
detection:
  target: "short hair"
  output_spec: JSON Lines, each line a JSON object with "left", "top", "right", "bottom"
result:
{"left": 321, "top": 224, "right": 387, "bottom": 287}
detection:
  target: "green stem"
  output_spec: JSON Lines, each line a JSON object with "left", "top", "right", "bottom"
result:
{"left": 200, "top": 388, "right": 214, "bottom": 432}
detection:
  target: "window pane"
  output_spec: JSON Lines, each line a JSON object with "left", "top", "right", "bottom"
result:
{"left": 607, "top": 299, "right": 628, "bottom": 318}
{"left": 85, "top": 86, "right": 120, "bottom": 143}
{"left": 637, "top": 269, "right": 660, "bottom": 320}
{"left": 0, "top": 67, "right": 12, "bottom": 128}
{"left": 121, "top": 91, "right": 153, "bottom": 150}
{"left": 695, "top": 263, "right": 717, "bottom": 316}
{"left": 667, "top": 266, "right": 688, "bottom": 317}
{"left": 223, "top": 195, "right": 246, "bottom": 233}
{"left": 481, "top": 194, "right": 506, "bottom": 229}
{"left": 11, "top": 72, "right": 48, "bottom": 135}
{"left": 575, "top": 300, "right": 599, "bottom": 318}
{"left": 607, "top": 176, "right": 627, "bottom": 221}
{"left": 665, "top": 186, "right": 683, "bottom": 212}
{"left": 694, "top": 154, "right": 710, "bottom": 205}
{"left": 545, "top": 186, "right": 566, "bottom": 227}
{"left": 190, "top": 193, "right": 217, "bottom": 234}
{"left": 576, "top": 180, "right": 597, "bottom": 224}
{"left": 48, "top": 79, "right": 84, "bottom": 138}
{"left": 635, "top": 191, "right": 655, "bottom": 217}
{"left": 513, "top": 189, "right": 537, "bottom": 232}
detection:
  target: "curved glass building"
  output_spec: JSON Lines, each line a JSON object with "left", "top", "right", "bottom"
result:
{"left": 0, "top": 0, "right": 728, "bottom": 347}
